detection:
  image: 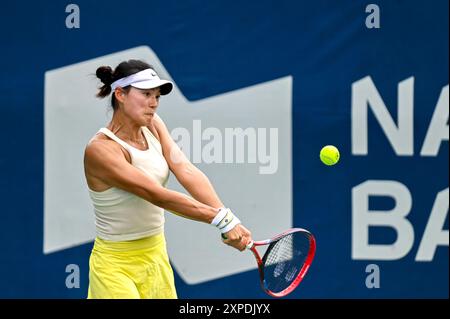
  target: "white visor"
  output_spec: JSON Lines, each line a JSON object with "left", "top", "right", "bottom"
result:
{"left": 110, "top": 69, "right": 173, "bottom": 95}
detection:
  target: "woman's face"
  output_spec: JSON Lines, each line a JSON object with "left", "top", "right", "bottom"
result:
{"left": 119, "top": 87, "right": 161, "bottom": 125}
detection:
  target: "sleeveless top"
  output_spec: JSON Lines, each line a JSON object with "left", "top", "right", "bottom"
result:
{"left": 88, "top": 126, "right": 170, "bottom": 241}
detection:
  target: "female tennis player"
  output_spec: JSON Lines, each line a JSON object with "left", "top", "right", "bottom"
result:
{"left": 83, "top": 59, "right": 252, "bottom": 299}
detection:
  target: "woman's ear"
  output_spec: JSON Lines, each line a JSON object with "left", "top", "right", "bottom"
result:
{"left": 114, "top": 88, "right": 126, "bottom": 103}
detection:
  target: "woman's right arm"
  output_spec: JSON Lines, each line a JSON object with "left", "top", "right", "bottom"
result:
{"left": 84, "top": 140, "right": 250, "bottom": 250}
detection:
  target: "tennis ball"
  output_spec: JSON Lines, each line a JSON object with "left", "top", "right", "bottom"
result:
{"left": 320, "top": 145, "right": 340, "bottom": 166}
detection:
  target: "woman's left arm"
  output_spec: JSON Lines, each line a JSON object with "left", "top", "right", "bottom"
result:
{"left": 153, "top": 114, "right": 223, "bottom": 208}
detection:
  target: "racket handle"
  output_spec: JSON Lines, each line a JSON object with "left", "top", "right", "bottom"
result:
{"left": 221, "top": 234, "right": 254, "bottom": 249}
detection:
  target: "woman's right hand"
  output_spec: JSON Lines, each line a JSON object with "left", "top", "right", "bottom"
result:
{"left": 222, "top": 224, "right": 252, "bottom": 251}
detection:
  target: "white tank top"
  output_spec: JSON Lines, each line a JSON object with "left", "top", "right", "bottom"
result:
{"left": 88, "top": 126, "right": 170, "bottom": 241}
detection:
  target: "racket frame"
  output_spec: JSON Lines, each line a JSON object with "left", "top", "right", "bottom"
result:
{"left": 247, "top": 228, "right": 316, "bottom": 298}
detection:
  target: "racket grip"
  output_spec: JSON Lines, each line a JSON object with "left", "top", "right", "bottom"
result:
{"left": 222, "top": 234, "right": 254, "bottom": 249}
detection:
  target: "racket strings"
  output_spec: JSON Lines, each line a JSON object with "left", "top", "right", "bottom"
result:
{"left": 262, "top": 232, "right": 310, "bottom": 293}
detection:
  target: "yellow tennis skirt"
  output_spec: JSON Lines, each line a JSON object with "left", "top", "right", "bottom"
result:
{"left": 87, "top": 232, "right": 177, "bottom": 299}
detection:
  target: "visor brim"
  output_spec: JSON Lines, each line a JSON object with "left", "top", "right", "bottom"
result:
{"left": 131, "top": 80, "right": 173, "bottom": 95}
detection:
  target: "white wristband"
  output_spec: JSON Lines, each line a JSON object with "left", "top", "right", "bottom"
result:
{"left": 211, "top": 208, "right": 227, "bottom": 227}
{"left": 220, "top": 215, "right": 241, "bottom": 234}
{"left": 211, "top": 208, "right": 241, "bottom": 234}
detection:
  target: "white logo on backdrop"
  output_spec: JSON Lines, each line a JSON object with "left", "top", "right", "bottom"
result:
{"left": 44, "top": 46, "right": 292, "bottom": 284}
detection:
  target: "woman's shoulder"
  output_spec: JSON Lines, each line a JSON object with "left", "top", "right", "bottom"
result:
{"left": 150, "top": 114, "right": 170, "bottom": 137}
{"left": 85, "top": 132, "right": 122, "bottom": 159}
{"left": 146, "top": 115, "right": 166, "bottom": 141}
{"left": 87, "top": 131, "right": 112, "bottom": 147}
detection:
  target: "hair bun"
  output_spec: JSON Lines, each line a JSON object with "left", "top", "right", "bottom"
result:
{"left": 96, "top": 66, "right": 114, "bottom": 85}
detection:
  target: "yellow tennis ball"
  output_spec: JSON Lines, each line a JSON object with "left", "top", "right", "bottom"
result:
{"left": 320, "top": 145, "right": 340, "bottom": 166}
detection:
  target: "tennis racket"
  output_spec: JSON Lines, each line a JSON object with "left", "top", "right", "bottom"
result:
{"left": 247, "top": 228, "right": 316, "bottom": 298}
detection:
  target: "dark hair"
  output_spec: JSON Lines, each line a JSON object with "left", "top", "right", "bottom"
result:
{"left": 96, "top": 59, "right": 153, "bottom": 110}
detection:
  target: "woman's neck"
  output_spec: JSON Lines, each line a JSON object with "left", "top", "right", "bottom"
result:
{"left": 107, "top": 112, "right": 144, "bottom": 142}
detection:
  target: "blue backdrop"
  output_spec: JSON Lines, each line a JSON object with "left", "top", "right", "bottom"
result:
{"left": 0, "top": 0, "right": 448, "bottom": 298}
